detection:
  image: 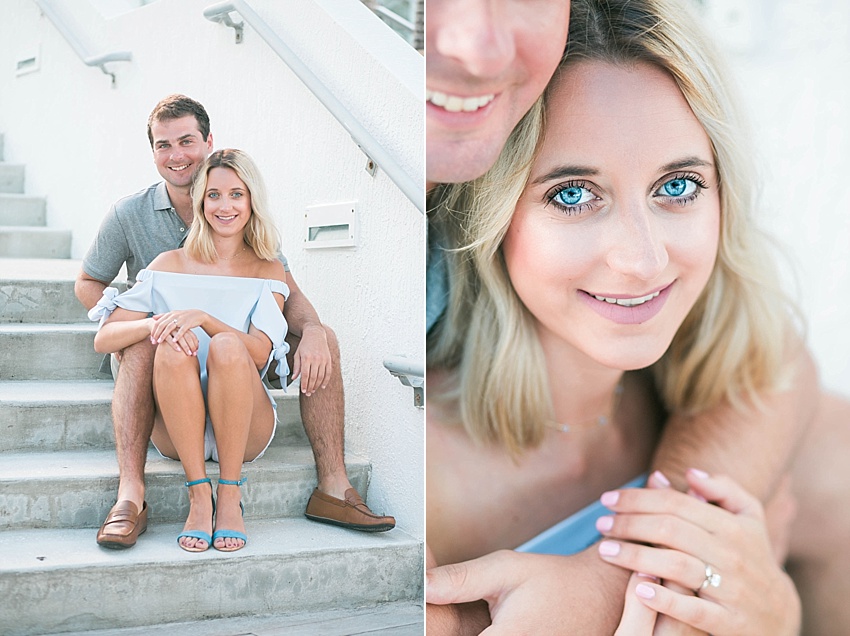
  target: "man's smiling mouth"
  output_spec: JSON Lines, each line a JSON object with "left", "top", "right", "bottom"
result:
{"left": 426, "top": 90, "right": 495, "bottom": 113}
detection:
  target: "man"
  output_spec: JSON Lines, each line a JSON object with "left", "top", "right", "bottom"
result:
{"left": 426, "top": 0, "right": 570, "bottom": 186}
{"left": 425, "top": 2, "right": 816, "bottom": 634}
{"left": 77, "top": 94, "right": 394, "bottom": 550}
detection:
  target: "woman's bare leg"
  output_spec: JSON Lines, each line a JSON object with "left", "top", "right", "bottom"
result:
{"left": 152, "top": 343, "right": 212, "bottom": 551}
{"left": 206, "top": 333, "right": 275, "bottom": 550}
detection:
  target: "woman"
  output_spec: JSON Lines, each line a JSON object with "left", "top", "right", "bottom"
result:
{"left": 91, "top": 148, "right": 289, "bottom": 553}
{"left": 426, "top": 0, "right": 813, "bottom": 632}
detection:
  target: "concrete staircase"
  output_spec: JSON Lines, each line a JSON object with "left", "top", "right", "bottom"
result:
{"left": 0, "top": 136, "right": 423, "bottom": 635}
{"left": 0, "top": 134, "right": 72, "bottom": 259}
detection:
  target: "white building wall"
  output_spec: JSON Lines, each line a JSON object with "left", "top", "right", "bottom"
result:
{"left": 0, "top": 0, "right": 424, "bottom": 537}
{"left": 703, "top": 0, "right": 850, "bottom": 396}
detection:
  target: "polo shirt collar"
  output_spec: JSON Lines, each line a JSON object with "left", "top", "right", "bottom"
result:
{"left": 153, "top": 181, "right": 175, "bottom": 212}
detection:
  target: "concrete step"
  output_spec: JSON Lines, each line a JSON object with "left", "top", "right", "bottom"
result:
{"left": 0, "top": 518, "right": 422, "bottom": 636}
{"left": 0, "top": 226, "right": 72, "bottom": 258}
{"left": 0, "top": 193, "right": 46, "bottom": 226}
{"left": 0, "top": 446, "right": 372, "bottom": 530}
{"left": 0, "top": 323, "right": 108, "bottom": 380}
{"left": 1, "top": 274, "right": 89, "bottom": 323}
{"left": 55, "top": 602, "right": 424, "bottom": 636}
{"left": 0, "top": 258, "right": 125, "bottom": 323}
{"left": 0, "top": 381, "right": 306, "bottom": 453}
{"left": 0, "top": 163, "right": 24, "bottom": 194}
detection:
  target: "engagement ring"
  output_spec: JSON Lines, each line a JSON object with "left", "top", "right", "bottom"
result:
{"left": 697, "top": 563, "right": 721, "bottom": 594}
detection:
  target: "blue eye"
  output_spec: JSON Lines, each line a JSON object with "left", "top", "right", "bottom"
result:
{"left": 661, "top": 178, "right": 696, "bottom": 197}
{"left": 553, "top": 185, "right": 594, "bottom": 207}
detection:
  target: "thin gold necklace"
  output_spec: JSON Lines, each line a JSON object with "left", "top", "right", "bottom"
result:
{"left": 547, "top": 381, "right": 624, "bottom": 433}
{"left": 217, "top": 245, "right": 246, "bottom": 261}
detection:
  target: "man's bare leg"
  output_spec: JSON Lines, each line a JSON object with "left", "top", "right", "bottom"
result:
{"left": 787, "top": 391, "right": 850, "bottom": 634}
{"left": 287, "top": 326, "right": 395, "bottom": 530}
{"left": 288, "top": 326, "right": 349, "bottom": 497}
{"left": 96, "top": 339, "right": 156, "bottom": 547}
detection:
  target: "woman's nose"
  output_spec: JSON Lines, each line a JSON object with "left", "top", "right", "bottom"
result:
{"left": 605, "top": 203, "right": 669, "bottom": 281}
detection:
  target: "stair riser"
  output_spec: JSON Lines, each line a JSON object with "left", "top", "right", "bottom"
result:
{"left": 0, "top": 280, "right": 89, "bottom": 323}
{"left": 0, "top": 229, "right": 71, "bottom": 259}
{"left": 0, "top": 545, "right": 422, "bottom": 636}
{"left": 0, "top": 395, "right": 304, "bottom": 453}
{"left": 0, "top": 330, "right": 107, "bottom": 380}
{"left": 0, "top": 165, "right": 24, "bottom": 194}
{"left": 0, "top": 196, "right": 46, "bottom": 226}
{"left": 0, "top": 465, "right": 369, "bottom": 530}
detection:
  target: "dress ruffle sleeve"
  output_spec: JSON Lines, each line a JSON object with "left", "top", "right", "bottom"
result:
{"left": 250, "top": 279, "right": 291, "bottom": 385}
{"left": 87, "top": 269, "right": 154, "bottom": 327}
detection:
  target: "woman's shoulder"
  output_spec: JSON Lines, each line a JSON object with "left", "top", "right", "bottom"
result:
{"left": 147, "top": 249, "right": 186, "bottom": 273}
{"left": 255, "top": 257, "right": 288, "bottom": 284}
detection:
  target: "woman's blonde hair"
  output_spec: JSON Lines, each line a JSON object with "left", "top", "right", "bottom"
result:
{"left": 428, "top": 0, "right": 793, "bottom": 454}
{"left": 186, "top": 148, "right": 280, "bottom": 262}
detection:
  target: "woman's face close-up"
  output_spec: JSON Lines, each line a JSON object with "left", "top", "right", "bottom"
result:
{"left": 502, "top": 60, "right": 720, "bottom": 372}
{"left": 203, "top": 166, "right": 253, "bottom": 237}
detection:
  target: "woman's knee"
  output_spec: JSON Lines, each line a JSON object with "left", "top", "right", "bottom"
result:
{"left": 154, "top": 342, "right": 199, "bottom": 376}
{"left": 207, "top": 332, "right": 252, "bottom": 371}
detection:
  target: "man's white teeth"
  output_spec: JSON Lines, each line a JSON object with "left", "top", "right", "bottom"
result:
{"left": 426, "top": 90, "right": 495, "bottom": 113}
{"left": 169, "top": 165, "right": 189, "bottom": 171}
{"left": 593, "top": 291, "right": 661, "bottom": 307}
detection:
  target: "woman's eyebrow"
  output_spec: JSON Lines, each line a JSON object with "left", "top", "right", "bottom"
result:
{"left": 659, "top": 156, "right": 714, "bottom": 172}
{"left": 532, "top": 165, "right": 599, "bottom": 185}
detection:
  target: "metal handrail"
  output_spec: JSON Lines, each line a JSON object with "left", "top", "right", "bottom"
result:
{"left": 34, "top": 0, "right": 132, "bottom": 87}
{"left": 204, "top": 0, "right": 423, "bottom": 213}
{"left": 383, "top": 354, "right": 424, "bottom": 407}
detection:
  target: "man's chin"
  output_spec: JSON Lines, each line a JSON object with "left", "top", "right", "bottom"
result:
{"left": 426, "top": 142, "right": 502, "bottom": 185}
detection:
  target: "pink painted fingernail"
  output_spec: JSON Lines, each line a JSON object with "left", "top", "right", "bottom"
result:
{"left": 600, "top": 491, "right": 619, "bottom": 507}
{"left": 637, "top": 573, "right": 659, "bottom": 582}
{"left": 690, "top": 468, "right": 710, "bottom": 479}
{"left": 599, "top": 540, "right": 620, "bottom": 556}
{"left": 596, "top": 515, "right": 614, "bottom": 532}
{"left": 635, "top": 583, "right": 656, "bottom": 599}
{"left": 651, "top": 470, "right": 671, "bottom": 487}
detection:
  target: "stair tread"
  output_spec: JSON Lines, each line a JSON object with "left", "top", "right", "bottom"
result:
{"left": 0, "top": 379, "right": 294, "bottom": 405}
{"left": 0, "top": 379, "right": 115, "bottom": 403}
{"left": 55, "top": 602, "right": 423, "bottom": 636}
{"left": 0, "top": 257, "right": 83, "bottom": 280}
{"left": 0, "top": 321, "right": 97, "bottom": 332}
{"left": 0, "top": 516, "right": 417, "bottom": 573}
{"left": 0, "top": 225, "right": 70, "bottom": 232}
{"left": 0, "top": 445, "right": 368, "bottom": 481}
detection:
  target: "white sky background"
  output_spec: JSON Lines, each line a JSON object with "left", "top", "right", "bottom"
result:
{"left": 700, "top": 0, "right": 850, "bottom": 395}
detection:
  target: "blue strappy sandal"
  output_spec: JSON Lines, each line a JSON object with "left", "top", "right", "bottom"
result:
{"left": 177, "top": 477, "right": 214, "bottom": 553}
{"left": 213, "top": 476, "right": 247, "bottom": 552}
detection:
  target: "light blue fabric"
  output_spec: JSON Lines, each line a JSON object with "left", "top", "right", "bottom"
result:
{"left": 89, "top": 269, "right": 291, "bottom": 408}
{"left": 426, "top": 220, "right": 449, "bottom": 333}
{"left": 516, "top": 474, "right": 648, "bottom": 556}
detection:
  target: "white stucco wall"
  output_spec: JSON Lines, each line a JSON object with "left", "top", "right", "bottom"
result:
{"left": 0, "top": 0, "right": 424, "bottom": 537}
{"left": 703, "top": 0, "right": 850, "bottom": 396}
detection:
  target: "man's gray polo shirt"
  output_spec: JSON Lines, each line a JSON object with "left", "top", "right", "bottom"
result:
{"left": 83, "top": 181, "right": 289, "bottom": 286}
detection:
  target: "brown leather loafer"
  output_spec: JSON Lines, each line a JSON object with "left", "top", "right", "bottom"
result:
{"left": 305, "top": 488, "right": 395, "bottom": 532}
{"left": 96, "top": 500, "right": 148, "bottom": 549}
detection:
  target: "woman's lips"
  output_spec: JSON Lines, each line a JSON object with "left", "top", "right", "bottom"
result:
{"left": 579, "top": 282, "right": 674, "bottom": 325}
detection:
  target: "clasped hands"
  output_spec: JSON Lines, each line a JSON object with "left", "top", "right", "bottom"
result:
{"left": 149, "top": 310, "right": 205, "bottom": 356}
{"left": 427, "top": 470, "right": 799, "bottom": 636}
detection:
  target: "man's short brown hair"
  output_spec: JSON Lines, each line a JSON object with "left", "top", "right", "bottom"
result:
{"left": 147, "top": 94, "right": 211, "bottom": 147}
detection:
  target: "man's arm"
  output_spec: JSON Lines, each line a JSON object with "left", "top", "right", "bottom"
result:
{"left": 283, "top": 271, "right": 332, "bottom": 394}
{"left": 650, "top": 345, "right": 818, "bottom": 498}
{"left": 75, "top": 270, "right": 110, "bottom": 312}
